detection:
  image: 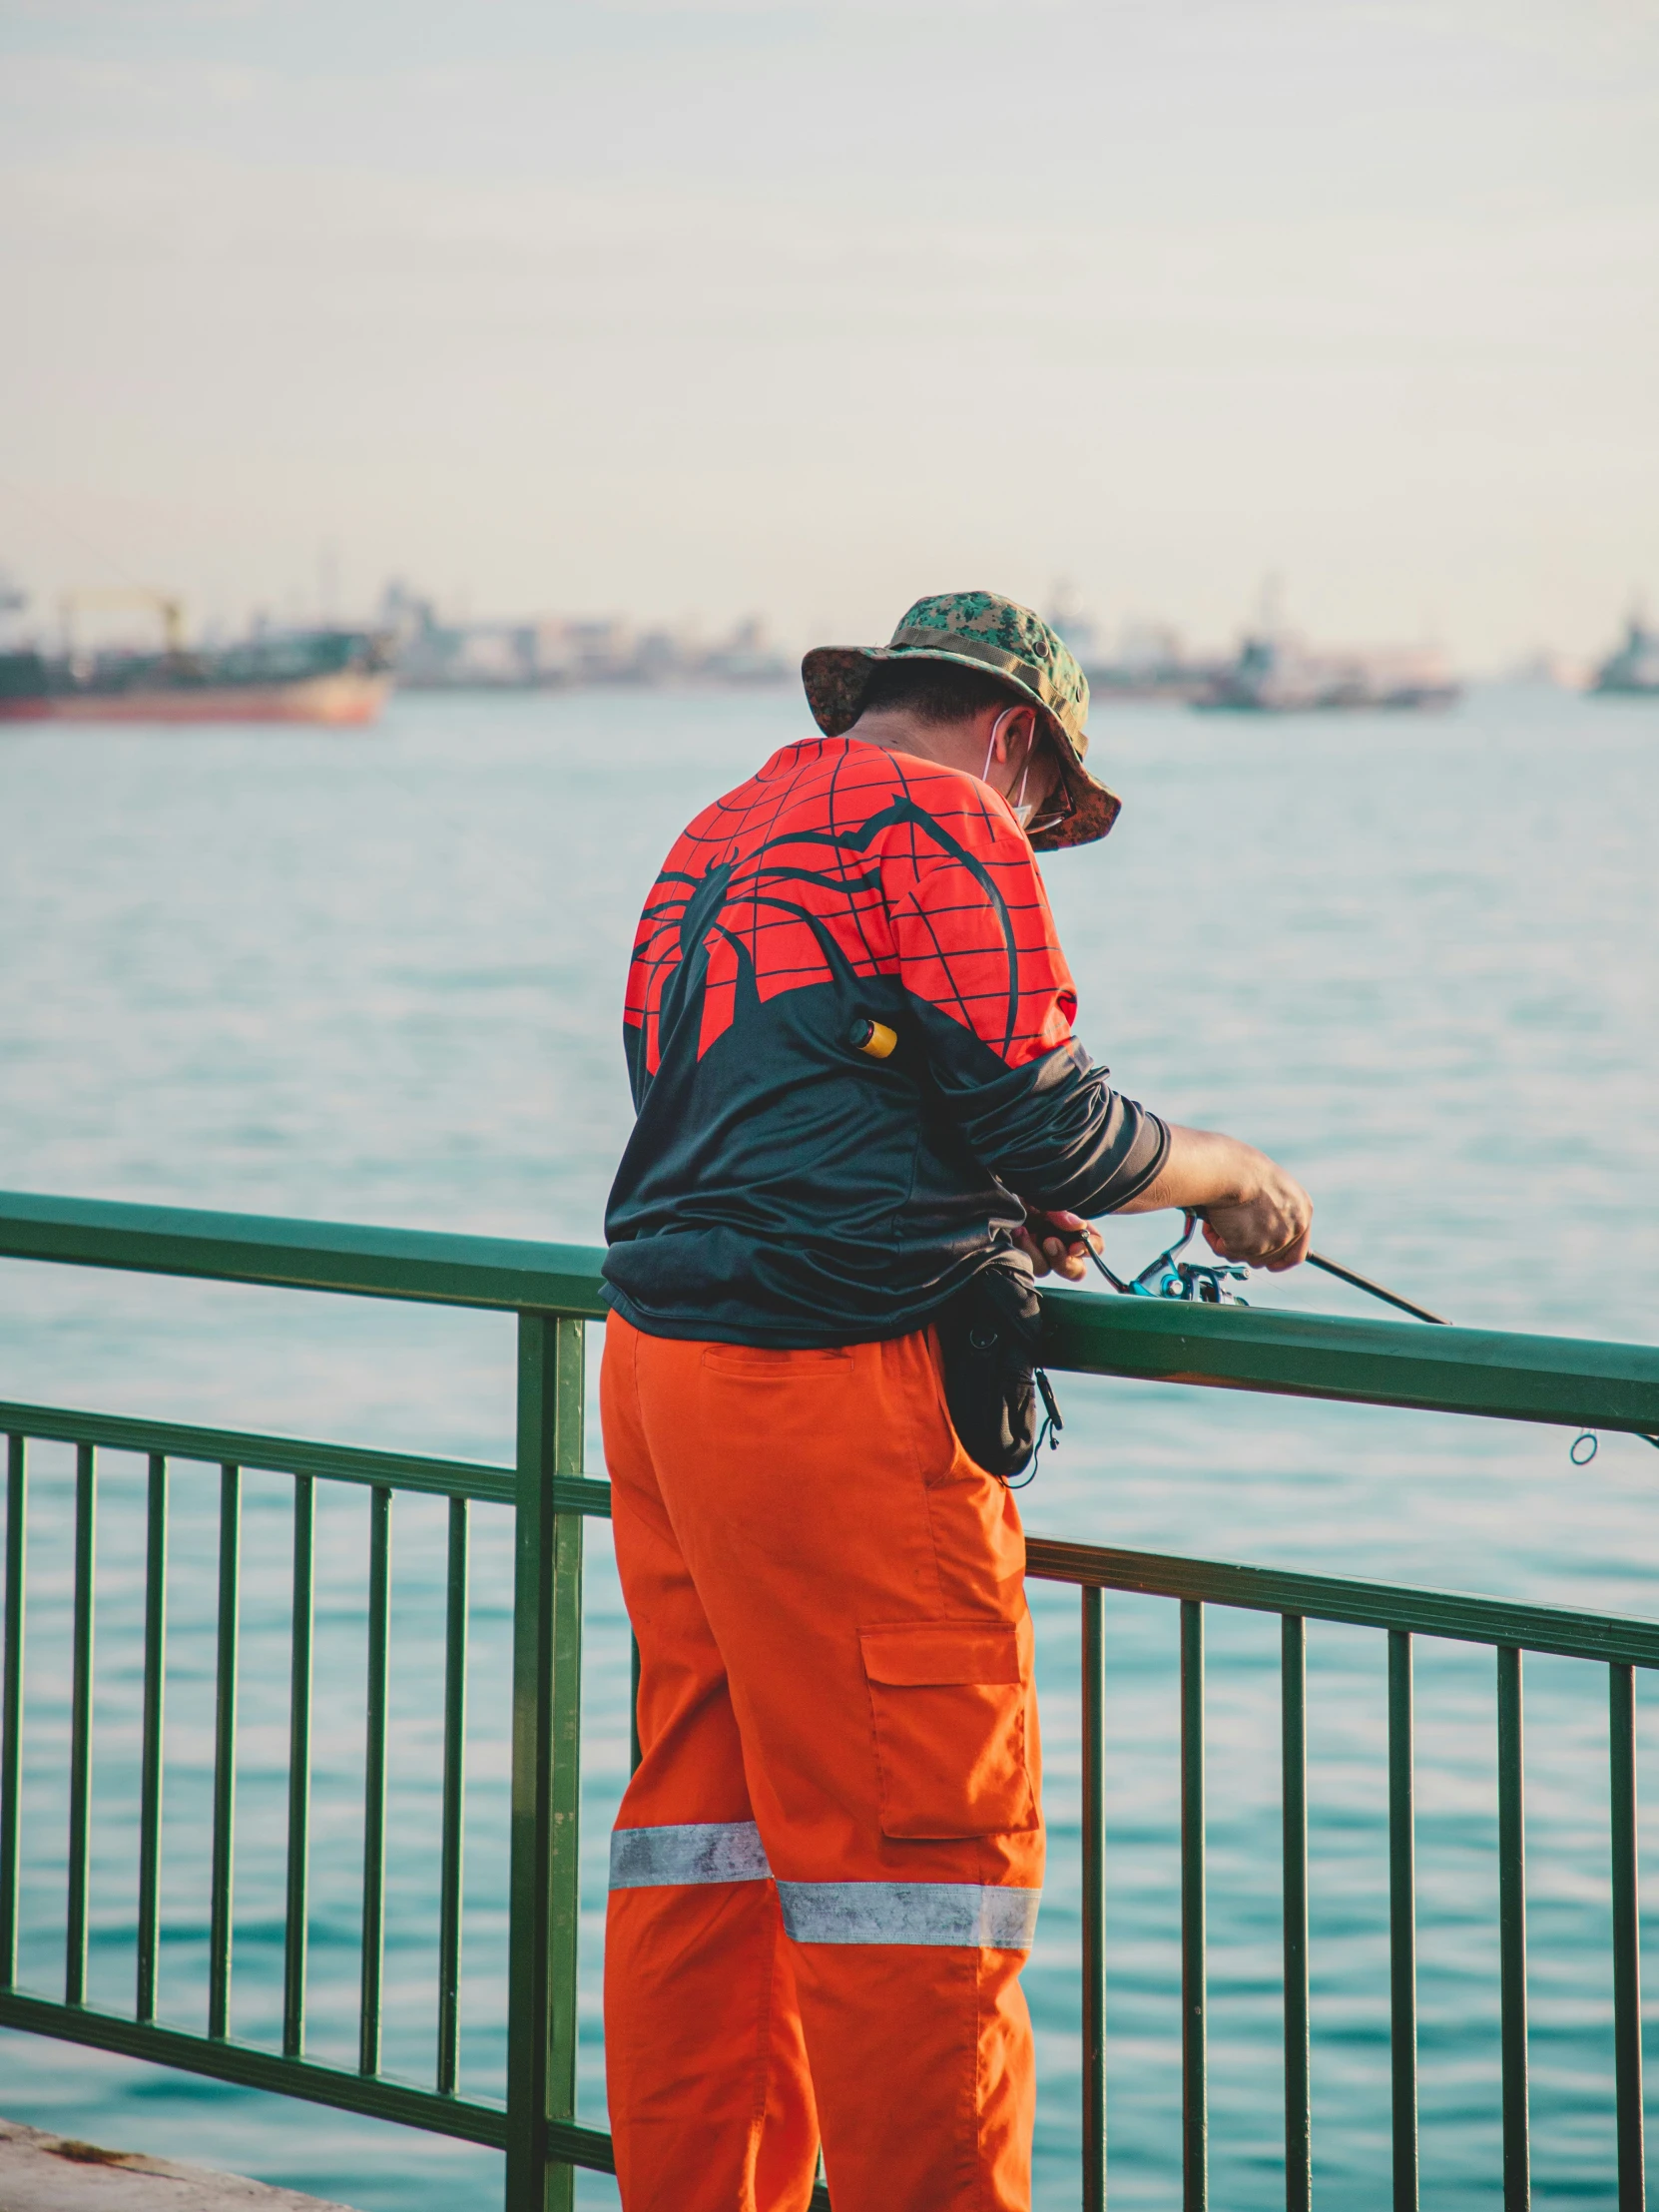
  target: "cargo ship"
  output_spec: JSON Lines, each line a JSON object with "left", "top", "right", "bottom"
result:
{"left": 0, "top": 586, "right": 393, "bottom": 725}
{"left": 1050, "top": 588, "right": 1459, "bottom": 714}
{"left": 1196, "top": 631, "right": 1460, "bottom": 713}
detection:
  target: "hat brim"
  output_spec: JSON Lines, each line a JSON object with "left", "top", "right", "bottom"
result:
{"left": 801, "top": 642, "right": 1120, "bottom": 851}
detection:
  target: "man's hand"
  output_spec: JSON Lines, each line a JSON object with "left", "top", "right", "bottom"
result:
{"left": 1014, "top": 1208, "right": 1102, "bottom": 1283}
{"left": 1198, "top": 1161, "right": 1312, "bottom": 1272}
{"left": 1116, "top": 1124, "right": 1313, "bottom": 1274}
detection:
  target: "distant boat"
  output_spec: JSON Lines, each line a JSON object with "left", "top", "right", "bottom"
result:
{"left": 1591, "top": 614, "right": 1659, "bottom": 697}
{"left": 1196, "top": 633, "right": 1460, "bottom": 714}
{"left": 0, "top": 581, "right": 393, "bottom": 725}
{"left": 0, "top": 628, "right": 393, "bottom": 726}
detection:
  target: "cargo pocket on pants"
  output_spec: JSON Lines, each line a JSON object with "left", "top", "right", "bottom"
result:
{"left": 860, "top": 1620, "right": 1037, "bottom": 1840}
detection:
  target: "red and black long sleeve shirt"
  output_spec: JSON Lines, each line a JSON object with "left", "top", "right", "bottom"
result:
{"left": 602, "top": 736, "right": 1168, "bottom": 1347}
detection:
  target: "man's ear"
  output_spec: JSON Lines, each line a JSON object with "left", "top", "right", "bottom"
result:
{"left": 1005, "top": 704, "right": 1041, "bottom": 759}
{"left": 984, "top": 701, "right": 1039, "bottom": 763}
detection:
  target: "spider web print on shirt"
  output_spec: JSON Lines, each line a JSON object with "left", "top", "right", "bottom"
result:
{"left": 624, "top": 738, "right": 1080, "bottom": 1077}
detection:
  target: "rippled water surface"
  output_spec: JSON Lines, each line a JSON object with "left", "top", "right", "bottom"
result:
{"left": 1, "top": 685, "right": 1657, "bottom": 2206}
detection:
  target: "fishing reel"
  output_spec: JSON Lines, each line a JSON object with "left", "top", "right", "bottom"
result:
{"left": 1089, "top": 1212, "right": 1250, "bottom": 1307}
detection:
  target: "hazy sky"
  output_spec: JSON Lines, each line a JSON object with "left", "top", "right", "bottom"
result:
{"left": 4, "top": 0, "right": 1657, "bottom": 661}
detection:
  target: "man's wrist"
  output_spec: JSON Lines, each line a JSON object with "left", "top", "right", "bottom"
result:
{"left": 1158, "top": 1126, "right": 1262, "bottom": 1215}
{"left": 1204, "top": 1136, "right": 1268, "bottom": 1213}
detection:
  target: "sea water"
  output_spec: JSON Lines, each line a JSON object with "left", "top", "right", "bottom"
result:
{"left": 0, "top": 684, "right": 1656, "bottom": 2207}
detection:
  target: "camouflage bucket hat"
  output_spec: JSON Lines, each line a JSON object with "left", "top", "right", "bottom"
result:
{"left": 801, "top": 589, "right": 1120, "bottom": 850}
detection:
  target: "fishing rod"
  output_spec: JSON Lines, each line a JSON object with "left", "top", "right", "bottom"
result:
{"left": 1079, "top": 1214, "right": 1659, "bottom": 1457}
{"left": 1304, "top": 1250, "right": 1446, "bottom": 1326}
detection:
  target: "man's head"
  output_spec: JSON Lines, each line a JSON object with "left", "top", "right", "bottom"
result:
{"left": 848, "top": 659, "right": 1071, "bottom": 838}
{"left": 800, "top": 589, "right": 1120, "bottom": 849}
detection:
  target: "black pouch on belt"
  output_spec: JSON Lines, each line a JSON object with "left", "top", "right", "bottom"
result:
{"left": 935, "top": 1258, "right": 1063, "bottom": 1482}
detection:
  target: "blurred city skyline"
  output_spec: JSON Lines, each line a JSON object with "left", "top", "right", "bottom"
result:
{"left": 4, "top": 0, "right": 1657, "bottom": 664}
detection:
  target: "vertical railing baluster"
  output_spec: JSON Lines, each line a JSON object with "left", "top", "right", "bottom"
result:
{"left": 1496, "top": 1647, "right": 1529, "bottom": 2211}
{"left": 282, "top": 1474, "right": 315, "bottom": 2059}
{"left": 1282, "top": 1615, "right": 1311, "bottom": 2212}
{"left": 65, "top": 1443, "right": 96, "bottom": 2006}
{"left": 1181, "top": 1598, "right": 1207, "bottom": 2212}
{"left": 1610, "top": 1662, "right": 1645, "bottom": 2212}
{"left": 136, "top": 1453, "right": 168, "bottom": 2021}
{"left": 505, "top": 1314, "right": 585, "bottom": 2212}
{"left": 359, "top": 1484, "right": 391, "bottom": 2077}
{"left": 1082, "top": 1583, "right": 1107, "bottom": 2212}
{"left": 1388, "top": 1630, "right": 1418, "bottom": 2212}
{"left": 1, "top": 1435, "right": 25, "bottom": 1991}
{"left": 437, "top": 1494, "right": 469, "bottom": 2095}
{"left": 209, "top": 1463, "right": 241, "bottom": 2039}
{"left": 548, "top": 1420, "right": 584, "bottom": 2207}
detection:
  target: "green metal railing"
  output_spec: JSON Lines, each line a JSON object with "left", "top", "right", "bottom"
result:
{"left": 2, "top": 1188, "right": 1659, "bottom": 2210}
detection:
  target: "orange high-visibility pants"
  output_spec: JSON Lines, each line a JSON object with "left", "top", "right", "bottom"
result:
{"left": 600, "top": 1311, "right": 1045, "bottom": 2212}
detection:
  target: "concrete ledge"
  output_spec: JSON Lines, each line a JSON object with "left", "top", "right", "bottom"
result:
{"left": 0, "top": 2121, "right": 357, "bottom": 2210}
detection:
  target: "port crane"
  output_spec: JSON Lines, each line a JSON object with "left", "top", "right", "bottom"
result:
{"left": 59, "top": 586, "right": 186, "bottom": 655}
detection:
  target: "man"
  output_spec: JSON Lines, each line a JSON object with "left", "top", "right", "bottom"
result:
{"left": 599, "top": 591, "right": 1311, "bottom": 2212}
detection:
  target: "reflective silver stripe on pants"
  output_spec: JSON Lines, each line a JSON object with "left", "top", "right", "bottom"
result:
{"left": 777, "top": 1881, "right": 1041, "bottom": 1950}
{"left": 609, "top": 1820, "right": 773, "bottom": 1890}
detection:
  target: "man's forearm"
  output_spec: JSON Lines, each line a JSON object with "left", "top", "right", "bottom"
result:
{"left": 1111, "top": 1123, "right": 1271, "bottom": 1217}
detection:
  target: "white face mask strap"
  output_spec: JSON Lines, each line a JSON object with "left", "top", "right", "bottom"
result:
{"left": 982, "top": 710, "right": 1030, "bottom": 798}
{"left": 980, "top": 718, "right": 1003, "bottom": 786}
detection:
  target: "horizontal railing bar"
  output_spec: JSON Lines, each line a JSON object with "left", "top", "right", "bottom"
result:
{"left": 1025, "top": 1538, "right": 1659, "bottom": 1668}
{"left": 0, "top": 1190, "right": 608, "bottom": 1317}
{"left": 4, "top": 1192, "right": 1659, "bottom": 1436}
{"left": 0, "top": 1993, "right": 626, "bottom": 2180}
{"left": 0, "top": 1401, "right": 613, "bottom": 1518}
{"left": 9, "top": 1406, "right": 1649, "bottom": 1665}
{"left": 1042, "top": 1288, "right": 1659, "bottom": 1437}
{"left": 0, "top": 1400, "right": 517, "bottom": 1505}
{"left": 0, "top": 1987, "right": 512, "bottom": 2147}
{"left": 11, "top": 1402, "right": 1653, "bottom": 1665}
